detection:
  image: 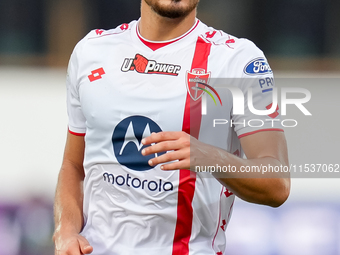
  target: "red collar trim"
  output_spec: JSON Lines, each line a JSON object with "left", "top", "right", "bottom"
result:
{"left": 136, "top": 20, "right": 200, "bottom": 51}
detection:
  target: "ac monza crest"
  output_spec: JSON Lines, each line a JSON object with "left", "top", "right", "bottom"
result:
{"left": 186, "top": 68, "right": 211, "bottom": 101}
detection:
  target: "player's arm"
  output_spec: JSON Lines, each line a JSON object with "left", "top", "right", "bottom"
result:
{"left": 141, "top": 130, "right": 290, "bottom": 207}
{"left": 53, "top": 132, "right": 93, "bottom": 255}
{"left": 212, "top": 131, "right": 290, "bottom": 207}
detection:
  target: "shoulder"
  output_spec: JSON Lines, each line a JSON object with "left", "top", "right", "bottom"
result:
{"left": 72, "top": 20, "right": 137, "bottom": 56}
{"left": 199, "top": 22, "right": 263, "bottom": 55}
{"left": 86, "top": 21, "right": 135, "bottom": 40}
{"left": 198, "top": 22, "right": 272, "bottom": 77}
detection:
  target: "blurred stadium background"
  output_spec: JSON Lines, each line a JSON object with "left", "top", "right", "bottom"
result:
{"left": 0, "top": 0, "right": 339, "bottom": 254}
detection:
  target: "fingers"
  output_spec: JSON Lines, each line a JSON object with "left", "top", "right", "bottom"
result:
{"left": 142, "top": 140, "right": 184, "bottom": 156}
{"left": 55, "top": 244, "right": 81, "bottom": 255}
{"left": 148, "top": 149, "right": 189, "bottom": 167}
{"left": 141, "top": 131, "right": 191, "bottom": 170}
{"left": 78, "top": 236, "right": 93, "bottom": 254}
{"left": 54, "top": 234, "right": 93, "bottom": 255}
{"left": 160, "top": 159, "right": 190, "bottom": 170}
{"left": 142, "top": 131, "right": 184, "bottom": 145}
{"left": 142, "top": 132, "right": 189, "bottom": 155}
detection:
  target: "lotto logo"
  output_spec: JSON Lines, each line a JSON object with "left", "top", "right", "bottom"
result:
{"left": 224, "top": 189, "right": 233, "bottom": 198}
{"left": 95, "top": 29, "right": 104, "bottom": 35}
{"left": 120, "top": 23, "right": 129, "bottom": 30}
{"left": 205, "top": 31, "right": 217, "bottom": 38}
{"left": 220, "top": 219, "right": 227, "bottom": 231}
{"left": 266, "top": 103, "right": 279, "bottom": 119}
{"left": 88, "top": 68, "right": 105, "bottom": 82}
{"left": 121, "top": 54, "right": 181, "bottom": 76}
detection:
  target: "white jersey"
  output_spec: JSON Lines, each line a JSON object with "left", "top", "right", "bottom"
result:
{"left": 66, "top": 19, "right": 283, "bottom": 255}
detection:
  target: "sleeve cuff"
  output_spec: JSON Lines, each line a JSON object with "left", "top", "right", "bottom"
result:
{"left": 68, "top": 127, "right": 86, "bottom": 136}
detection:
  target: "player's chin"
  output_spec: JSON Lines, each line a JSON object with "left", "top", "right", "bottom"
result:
{"left": 166, "top": 0, "right": 199, "bottom": 11}
{"left": 148, "top": 0, "right": 199, "bottom": 19}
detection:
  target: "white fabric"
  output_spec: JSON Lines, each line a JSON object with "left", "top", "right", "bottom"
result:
{"left": 66, "top": 19, "right": 282, "bottom": 255}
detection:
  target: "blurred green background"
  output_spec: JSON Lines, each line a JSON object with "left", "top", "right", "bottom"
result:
{"left": 0, "top": 0, "right": 339, "bottom": 70}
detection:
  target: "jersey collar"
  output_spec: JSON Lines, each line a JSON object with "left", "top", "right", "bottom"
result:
{"left": 136, "top": 19, "right": 200, "bottom": 51}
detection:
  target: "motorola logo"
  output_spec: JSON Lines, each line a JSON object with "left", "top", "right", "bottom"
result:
{"left": 112, "top": 116, "right": 166, "bottom": 171}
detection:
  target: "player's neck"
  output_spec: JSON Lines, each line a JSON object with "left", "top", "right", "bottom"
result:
{"left": 139, "top": 2, "right": 196, "bottom": 41}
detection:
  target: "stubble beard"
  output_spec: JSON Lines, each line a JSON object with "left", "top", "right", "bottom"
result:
{"left": 144, "top": 0, "right": 199, "bottom": 19}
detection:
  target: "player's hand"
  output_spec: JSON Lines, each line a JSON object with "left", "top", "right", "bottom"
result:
{"left": 141, "top": 131, "right": 209, "bottom": 171}
{"left": 53, "top": 231, "right": 93, "bottom": 255}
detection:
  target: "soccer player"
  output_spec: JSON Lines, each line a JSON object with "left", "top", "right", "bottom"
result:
{"left": 53, "top": 0, "right": 290, "bottom": 254}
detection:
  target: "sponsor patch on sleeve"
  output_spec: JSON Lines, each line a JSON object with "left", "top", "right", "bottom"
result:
{"left": 244, "top": 58, "right": 272, "bottom": 76}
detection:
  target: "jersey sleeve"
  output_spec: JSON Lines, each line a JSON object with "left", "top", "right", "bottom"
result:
{"left": 231, "top": 40, "right": 283, "bottom": 138}
{"left": 66, "top": 42, "right": 86, "bottom": 136}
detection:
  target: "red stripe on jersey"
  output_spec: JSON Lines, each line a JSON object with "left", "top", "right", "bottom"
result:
{"left": 172, "top": 36, "right": 211, "bottom": 255}
{"left": 137, "top": 20, "right": 200, "bottom": 51}
{"left": 238, "top": 128, "right": 284, "bottom": 139}
{"left": 182, "top": 37, "right": 211, "bottom": 137}
{"left": 68, "top": 129, "right": 86, "bottom": 137}
{"left": 138, "top": 34, "right": 180, "bottom": 51}
{"left": 211, "top": 187, "right": 224, "bottom": 250}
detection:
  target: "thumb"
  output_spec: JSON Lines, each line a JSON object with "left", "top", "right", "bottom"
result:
{"left": 78, "top": 236, "right": 93, "bottom": 254}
